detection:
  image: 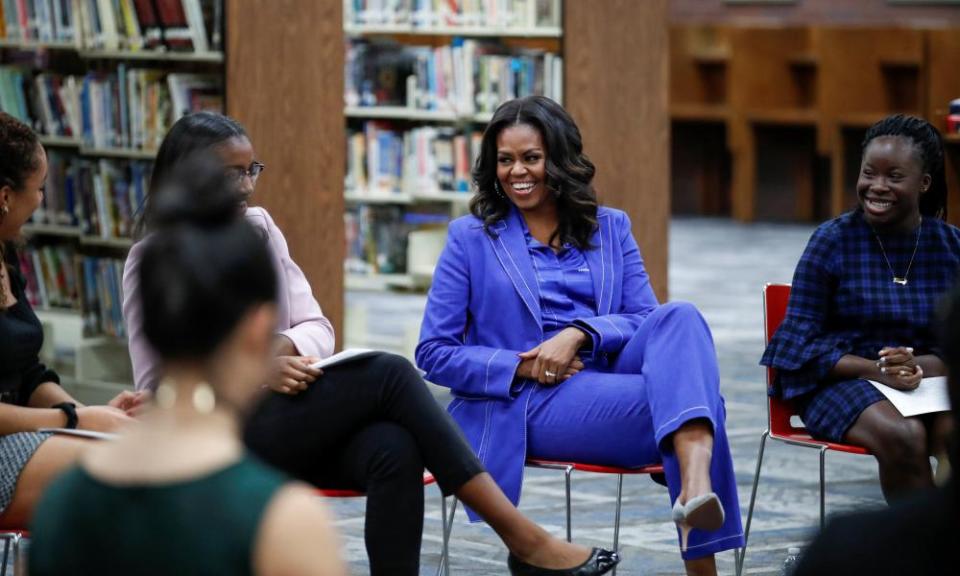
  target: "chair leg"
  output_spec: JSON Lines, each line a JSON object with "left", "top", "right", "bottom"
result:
{"left": 435, "top": 497, "right": 458, "bottom": 576}
{"left": 564, "top": 465, "right": 573, "bottom": 543}
{"left": 612, "top": 473, "right": 624, "bottom": 576}
{"left": 819, "top": 446, "right": 827, "bottom": 532}
{"left": 11, "top": 535, "right": 20, "bottom": 576}
{"left": 737, "top": 429, "right": 769, "bottom": 576}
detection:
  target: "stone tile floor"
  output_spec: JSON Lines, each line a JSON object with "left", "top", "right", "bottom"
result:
{"left": 336, "top": 217, "right": 886, "bottom": 575}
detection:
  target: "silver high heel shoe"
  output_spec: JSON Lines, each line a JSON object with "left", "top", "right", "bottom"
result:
{"left": 672, "top": 493, "right": 725, "bottom": 552}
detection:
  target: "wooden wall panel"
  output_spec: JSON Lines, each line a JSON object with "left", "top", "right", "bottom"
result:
{"left": 565, "top": 0, "right": 670, "bottom": 301}
{"left": 226, "top": 0, "right": 346, "bottom": 341}
{"left": 671, "top": 1, "right": 960, "bottom": 26}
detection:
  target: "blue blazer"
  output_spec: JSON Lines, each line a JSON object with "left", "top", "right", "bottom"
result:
{"left": 416, "top": 205, "right": 659, "bottom": 511}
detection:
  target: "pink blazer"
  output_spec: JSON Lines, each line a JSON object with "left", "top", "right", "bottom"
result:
{"left": 122, "top": 206, "right": 336, "bottom": 392}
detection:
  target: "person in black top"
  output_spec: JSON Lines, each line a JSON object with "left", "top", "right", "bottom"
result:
{"left": 0, "top": 112, "right": 146, "bottom": 526}
{"left": 792, "top": 283, "right": 960, "bottom": 575}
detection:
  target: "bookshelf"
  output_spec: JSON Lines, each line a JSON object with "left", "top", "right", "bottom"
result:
{"left": 2, "top": 0, "right": 226, "bottom": 401}
{"left": 226, "top": 0, "right": 669, "bottom": 350}
{"left": 339, "top": 1, "right": 566, "bottom": 297}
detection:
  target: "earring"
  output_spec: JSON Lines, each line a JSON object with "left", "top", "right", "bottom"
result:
{"left": 154, "top": 378, "right": 217, "bottom": 414}
{"left": 0, "top": 204, "right": 8, "bottom": 219}
{"left": 494, "top": 180, "right": 505, "bottom": 198}
{"left": 192, "top": 382, "right": 216, "bottom": 414}
{"left": 155, "top": 378, "right": 177, "bottom": 409}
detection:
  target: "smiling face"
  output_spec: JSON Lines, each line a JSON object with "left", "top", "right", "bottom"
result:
{"left": 495, "top": 123, "right": 553, "bottom": 215}
{"left": 857, "top": 135, "right": 930, "bottom": 232}
{"left": 213, "top": 136, "right": 257, "bottom": 211}
{"left": 0, "top": 146, "right": 47, "bottom": 242}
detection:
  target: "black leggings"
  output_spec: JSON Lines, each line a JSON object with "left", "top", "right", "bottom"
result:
{"left": 243, "top": 352, "right": 484, "bottom": 576}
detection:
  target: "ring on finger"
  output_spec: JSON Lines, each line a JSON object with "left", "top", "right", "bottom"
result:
{"left": 544, "top": 370, "right": 557, "bottom": 378}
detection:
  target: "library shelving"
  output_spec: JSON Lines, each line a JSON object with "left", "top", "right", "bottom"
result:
{"left": 340, "top": 0, "right": 566, "bottom": 295}
{"left": 3, "top": 0, "right": 226, "bottom": 401}
{"left": 227, "top": 0, "right": 669, "bottom": 346}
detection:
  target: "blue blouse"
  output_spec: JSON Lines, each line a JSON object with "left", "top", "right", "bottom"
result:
{"left": 521, "top": 222, "right": 597, "bottom": 343}
{"left": 761, "top": 210, "right": 960, "bottom": 400}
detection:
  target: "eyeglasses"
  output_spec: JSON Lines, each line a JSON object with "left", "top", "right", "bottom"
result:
{"left": 225, "top": 161, "right": 265, "bottom": 183}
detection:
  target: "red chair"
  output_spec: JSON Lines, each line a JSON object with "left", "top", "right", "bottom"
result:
{"left": 317, "top": 472, "right": 451, "bottom": 573}
{"left": 437, "top": 459, "right": 665, "bottom": 576}
{"left": 736, "top": 283, "right": 871, "bottom": 576}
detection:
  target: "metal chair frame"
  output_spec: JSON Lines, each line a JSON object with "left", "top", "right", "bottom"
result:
{"left": 736, "top": 284, "right": 872, "bottom": 576}
{"left": 436, "top": 459, "right": 665, "bottom": 576}
{"left": 318, "top": 472, "right": 450, "bottom": 574}
{"left": 0, "top": 530, "right": 27, "bottom": 576}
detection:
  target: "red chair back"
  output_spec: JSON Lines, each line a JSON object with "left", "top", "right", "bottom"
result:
{"left": 763, "top": 283, "right": 869, "bottom": 454}
{"left": 763, "top": 284, "right": 805, "bottom": 438}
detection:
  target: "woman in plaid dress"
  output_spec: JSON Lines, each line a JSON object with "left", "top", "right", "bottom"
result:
{"left": 762, "top": 115, "right": 960, "bottom": 500}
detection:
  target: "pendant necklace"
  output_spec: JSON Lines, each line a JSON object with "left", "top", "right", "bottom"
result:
{"left": 873, "top": 217, "right": 921, "bottom": 286}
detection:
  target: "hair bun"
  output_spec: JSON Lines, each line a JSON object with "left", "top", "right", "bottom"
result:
{"left": 148, "top": 155, "right": 241, "bottom": 231}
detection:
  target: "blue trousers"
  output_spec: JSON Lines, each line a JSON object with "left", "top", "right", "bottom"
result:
{"left": 526, "top": 302, "right": 744, "bottom": 559}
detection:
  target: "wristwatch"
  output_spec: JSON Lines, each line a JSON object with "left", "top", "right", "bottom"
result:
{"left": 52, "top": 402, "right": 78, "bottom": 429}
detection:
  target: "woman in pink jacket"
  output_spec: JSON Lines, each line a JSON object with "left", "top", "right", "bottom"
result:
{"left": 122, "top": 112, "right": 618, "bottom": 576}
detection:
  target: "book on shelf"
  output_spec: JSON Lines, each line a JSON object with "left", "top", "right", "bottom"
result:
{"left": 0, "top": 64, "right": 221, "bottom": 147}
{"left": 1, "top": 0, "right": 222, "bottom": 53}
{"left": 345, "top": 38, "right": 563, "bottom": 115}
{"left": 344, "top": 0, "right": 562, "bottom": 30}
{"left": 346, "top": 121, "right": 481, "bottom": 196}
{"left": 30, "top": 153, "right": 149, "bottom": 241}
{"left": 79, "top": 65, "right": 221, "bottom": 150}
{"left": 79, "top": 255, "right": 126, "bottom": 338}
{"left": 18, "top": 243, "right": 80, "bottom": 310}
{"left": 344, "top": 204, "right": 449, "bottom": 276}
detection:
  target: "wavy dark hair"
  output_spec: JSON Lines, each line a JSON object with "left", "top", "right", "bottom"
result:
{"left": 133, "top": 112, "right": 248, "bottom": 238}
{"left": 470, "top": 96, "right": 598, "bottom": 249}
{"left": 1, "top": 112, "right": 43, "bottom": 311}
{"left": 862, "top": 114, "right": 948, "bottom": 221}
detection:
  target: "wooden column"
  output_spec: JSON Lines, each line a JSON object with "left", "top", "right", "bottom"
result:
{"left": 565, "top": 0, "right": 670, "bottom": 301}
{"left": 226, "top": 0, "right": 346, "bottom": 340}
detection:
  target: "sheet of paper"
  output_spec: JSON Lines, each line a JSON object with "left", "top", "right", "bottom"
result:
{"left": 38, "top": 428, "right": 119, "bottom": 441}
{"left": 309, "top": 348, "right": 427, "bottom": 377}
{"left": 309, "top": 348, "right": 378, "bottom": 370}
{"left": 869, "top": 376, "right": 950, "bottom": 418}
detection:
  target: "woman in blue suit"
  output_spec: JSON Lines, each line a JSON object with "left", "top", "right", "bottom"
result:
{"left": 417, "top": 96, "right": 743, "bottom": 576}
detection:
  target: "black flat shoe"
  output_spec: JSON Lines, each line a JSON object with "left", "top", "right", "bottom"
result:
{"left": 507, "top": 547, "right": 620, "bottom": 576}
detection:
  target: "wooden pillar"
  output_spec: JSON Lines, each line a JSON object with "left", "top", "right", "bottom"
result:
{"left": 565, "top": 0, "right": 670, "bottom": 301}
{"left": 226, "top": 0, "right": 346, "bottom": 340}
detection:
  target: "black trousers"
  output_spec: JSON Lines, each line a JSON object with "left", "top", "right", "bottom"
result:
{"left": 243, "top": 352, "right": 485, "bottom": 576}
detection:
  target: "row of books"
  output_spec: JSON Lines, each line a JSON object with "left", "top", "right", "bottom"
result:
{"left": 346, "top": 121, "right": 481, "bottom": 195}
{"left": 18, "top": 244, "right": 80, "bottom": 310}
{"left": 344, "top": 204, "right": 450, "bottom": 275}
{"left": 80, "top": 255, "right": 125, "bottom": 337}
{"left": 0, "top": 65, "right": 221, "bottom": 147}
{"left": 345, "top": 0, "right": 561, "bottom": 30}
{"left": 345, "top": 39, "right": 563, "bottom": 115}
{"left": 31, "top": 152, "right": 150, "bottom": 240}
{"left": 0, "top": 0, "right": 222, "bottom": 53}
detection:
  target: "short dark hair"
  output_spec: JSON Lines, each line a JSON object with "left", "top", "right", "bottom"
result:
{"left": 862, "top": 114, "right": 948, "bottom": 220}
{"left": 0, "top": 112, "right": 42, "bottom": 193}
{"left": 139, "top": 156, "right": 276, "bottom": 362}
{"left": 134, "top": 112, "right": 248, "bottom": 238}
{"left": 470, "top": 96, "right": 599, "bottom": 249}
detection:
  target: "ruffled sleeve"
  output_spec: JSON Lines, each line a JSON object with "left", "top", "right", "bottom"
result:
{"left": 760, "top": 222, "right": 855, "bottom": 399}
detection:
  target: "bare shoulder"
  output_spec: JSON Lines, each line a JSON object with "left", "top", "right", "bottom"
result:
{"left": 253, "top": 483, "right": 346, "bottom": 576}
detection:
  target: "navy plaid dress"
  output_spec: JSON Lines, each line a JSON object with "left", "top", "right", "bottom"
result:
{"left": 761, "top": 210, "right": 960, "bottom": 442}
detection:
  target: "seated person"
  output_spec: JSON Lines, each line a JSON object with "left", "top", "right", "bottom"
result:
{"left": 761, "top": 114, "right": 960, "bottom": 500}
{"left": 29, "top": 161, "right": 346, "bottom": 576}
{"left": 792, "top": 283, "right": 960, "bottom": 576}
{"left": 0, "top": 112, "right": 143, "bottom": 530}
{"left": 417, "top": 96, "right": 743, "bottom": 576}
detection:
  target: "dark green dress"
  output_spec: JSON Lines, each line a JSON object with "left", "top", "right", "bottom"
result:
{"left": 29, "top": 454, "right": 288, "bottom": 576}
